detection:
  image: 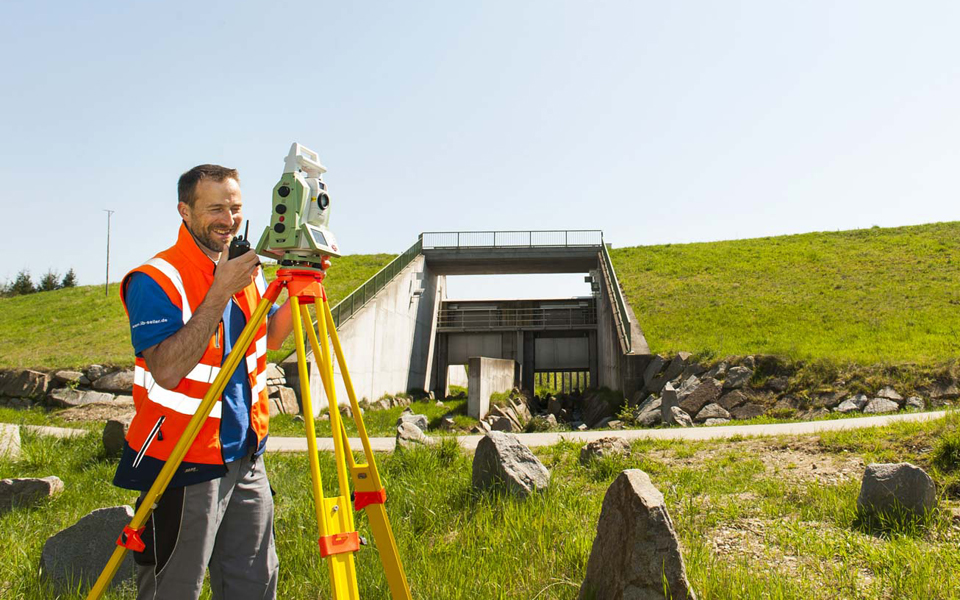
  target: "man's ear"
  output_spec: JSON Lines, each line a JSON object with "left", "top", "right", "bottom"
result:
{"left": 177, "top": 201, "right": 190, "bottom": 222}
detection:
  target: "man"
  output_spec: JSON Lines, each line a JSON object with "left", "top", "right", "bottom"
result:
{"left": 115, "top": 164, "right": 296, "bottom": 600}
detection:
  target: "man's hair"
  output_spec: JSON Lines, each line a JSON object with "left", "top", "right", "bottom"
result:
{"left": 178, "top": 164, "right": 240, "bottom": 207}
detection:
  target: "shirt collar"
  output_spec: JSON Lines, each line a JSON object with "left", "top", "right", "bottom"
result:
{"left": 175, "top": 222, "right": 217, "bottom": 276}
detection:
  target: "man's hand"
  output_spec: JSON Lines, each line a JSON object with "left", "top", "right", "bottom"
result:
{"left": 209, "top": 252, "right": 260, "bottom": 304}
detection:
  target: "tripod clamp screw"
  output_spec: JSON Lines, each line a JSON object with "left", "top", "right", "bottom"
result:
{"left": 116, "top": 525, "right": 146, "bottom": 553}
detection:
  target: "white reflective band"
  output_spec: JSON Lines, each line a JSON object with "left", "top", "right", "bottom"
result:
{"left": 256, "top": 269, "right": 267, "bottom": 296}
{"left": 253, "top": 372, "right": 267, "bottom": 395}
{"left": 255, "top": 336, "right": 267, "bottom": 358}
{"left": 186, "top": 362, "right": 220, "bottom": 384}
{"left": 145, "top": 257, "right": 193, "bottom": 323}
{"left": 142, "top": 371, "right": 222, "bottom": 419}
{"left": 245, "top": 354, "right": 258, "bottom": 376}
{"left": 136, "top": 363, "right": 220, "bottom": 386}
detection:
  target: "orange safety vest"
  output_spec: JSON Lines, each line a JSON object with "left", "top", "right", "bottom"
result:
{"left": 119, "top": 223, "right": 270, "bottom": 467}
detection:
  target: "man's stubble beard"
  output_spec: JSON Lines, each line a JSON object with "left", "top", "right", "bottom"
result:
{"left": 187, "top": 221, "right": 233, "bottom": 256}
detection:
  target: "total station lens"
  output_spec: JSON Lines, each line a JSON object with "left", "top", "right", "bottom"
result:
{"left": 278, "top": 185, "right": 291, "bottom": 198}
{"left": 318, "top": 193, "right": 329, "bottom": 209}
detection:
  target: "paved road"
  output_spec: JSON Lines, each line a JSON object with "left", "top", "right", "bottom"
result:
{"left": 266, "top": 409, "right": 951, "bottom": 454}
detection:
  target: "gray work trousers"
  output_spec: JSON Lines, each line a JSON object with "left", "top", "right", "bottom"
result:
{"left": 135, "top": 452, "right": 278, "bottom": 600}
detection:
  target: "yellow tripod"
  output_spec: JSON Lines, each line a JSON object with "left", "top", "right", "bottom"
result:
{"left": 86, "top": 267, "right": 411, "bottom": 600}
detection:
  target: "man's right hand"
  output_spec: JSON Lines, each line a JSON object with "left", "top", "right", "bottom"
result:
{"left": 211, "top": 252, "right": 261, "bottom": 302}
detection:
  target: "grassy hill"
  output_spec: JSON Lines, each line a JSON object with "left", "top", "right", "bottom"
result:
{"left": 612, "top": 221, "right": 960, "bottom": 364}
{"left": 0, "top": 254, "right": 395, "bottom": 370}
{"left": 5, "top": 221, "right": 960, "bottom": 371}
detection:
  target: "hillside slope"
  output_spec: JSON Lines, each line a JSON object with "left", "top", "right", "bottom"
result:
{"left": 0, "top": 254, "right": 395, "bottom": 370}
{"left": 612, "top": 221, "right": 960, "bottom": 364}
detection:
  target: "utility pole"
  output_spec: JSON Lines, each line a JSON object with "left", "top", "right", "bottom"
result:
{"left": 104, "top": 209, "right": 115, "bottom": 297}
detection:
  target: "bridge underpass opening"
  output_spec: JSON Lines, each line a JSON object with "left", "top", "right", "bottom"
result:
{"left": 445, "top": 272, "right": 593, "bottom": 300}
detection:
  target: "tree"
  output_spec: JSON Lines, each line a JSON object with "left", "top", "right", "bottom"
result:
{"left": 8, "top": 270, "right": 35, "bottom": 296}
{"left": 60, "top": 268, "right": 78, "bottom": 288}
{"left": 38, "top": 270, "right": 60, "bottom": 292}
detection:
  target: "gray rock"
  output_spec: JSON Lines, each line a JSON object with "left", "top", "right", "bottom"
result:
{"left": 814, "top": 391, "right": 847, "bottom": 409}
{"left": 582, "top": 393, "right": 616, "bottom": 429}
{"left": 489, "top": 415, "right": 517, "bottom": 432}
{"left": 718, "top": 390, "right": 747, "bottom": 411}
{"left": 40, "top": 505, "right": 136, "bottom": 593}
{"left": 395, "top": 422, "right": 430, "bottom": 449}
{"left": 579, "top": 470, "right": 696, "bottom": 600}
{"left": 544, "top": 414, "right": 558, "bottom": 428}
{"left": 397, "top": 411, "right": 429, "bottom": 431}
{"left": 1, "top": 369, "right": 51, "bottom": 398}
{"left": 797, "top": 407, "right": 831, "bottom": 421}
{"left": 84, "top": 365, "right": 107, "bottom": 381}
{"left": 703, "top": 418, "right": 730, "bottom": 426}
{"left": 0, "top": 424, "right": 20, "bottom": 460}
{"left": 636, "top": 396, "right": 663, "bottom": 427}
{"left": 695, "top": 403, "right": 731, "bottom": 422}
{"left": 876, "top": 386, "right": 903, "bottom": 402}
{"left": 607, "top": 420, "right": 624, "bottom": 429}
{"left": 646, "top": 352, "right": 691, "bottom": 394}
{"left": 580, "top": 437, "right": 631, "bottom": 464}
{"left": 772, "top": 396, "right": 800, "bottom": 412}
{"left": 704, "top": 361, "right": 728, "bottom": 380}
{"left": 723, "top": 366, "right": 753, "bottom": 389}
{"left": 439, "top": 415, "right": 456, "bottom": 431}
{"left": 670, "top": 406, "right": 693, "bottom": 428}
{"left": 834, "top": 399, "right": 862, "bottom": 414}
{"left": 472, "top": 431, "right": 550, "bottom": 496}
{"left": 857, "top": 463, "right": 937, "bottom": 519}
{"left": 679, "top": 362, "right": 706, "bottom": 382}
{"left": 642, "top": 355, "right": 667, "bottom": 389}
{"left": 547, "top": 395, "right": 563, "bottom": 417}
{"left": 576, "top": 423, "right": 589, "bottom": 431}
{"left": 269, "top": 386, "right": 300, "bottom": 416}
{"left": 675, "top": 375, "right": 701, "bottom": 402}
{"left": 849, "top": 394, "right": 870, "bottom": 410}
{"left": 594, "top": 417, "right": 614, "bottom": 429}
{"left": 54, "top": 370, "right": 84, "bottom": 385}
{"left": 678, "top": 378, "right": 722, "bottom": 416}
{"left": 264, "top": 363, "right": 286, "bottom": 386}
{"left": 927, "top": 381, "right": 960, "bottom": 400}
{"left": 102, "top": 413, "right": 135, "bottom": 456}
{"left": 730, "top": 403, "right": 765, "bottom": 421}
{"left": 659, "top": 382, "right": 679, "bottom": 424}
{"left": 293, "top": 415, "right": 305, "bottom": 424}
{"left": 490, "top": 404, "right": 523, "bottom": 432}
{"left": 92, "top": 370, "right": 135, "bottom": 394}
{"left": 0, "top": 476, "right": 63, "bottom": 512}
{"left": 48, "top": 388, "right": 115, "bottom": 409}
{"left": 905, "top": 396, "right": 925, "bottom": 411}
{"left": 767, "top": 376, "right": 790, "bottom": 392}
{"left": 863, "top": 398, "right": 899, "bottom": 414}
{"left": 741, "top": 355, "right": 757, "bottom": 370}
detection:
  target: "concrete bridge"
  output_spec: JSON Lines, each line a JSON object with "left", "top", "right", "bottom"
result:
{"left": 283, "top": 230, "right": 652, "bottom": 410}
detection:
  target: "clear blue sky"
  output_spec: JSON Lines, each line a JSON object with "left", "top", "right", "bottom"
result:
{"left": 2, "top": 1, "right": 958, "bottom": 299}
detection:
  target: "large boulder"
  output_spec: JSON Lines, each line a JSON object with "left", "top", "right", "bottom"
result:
{"left": 47, "top": 388, "right": 116, "bottom": 409}
{"left": 1, "top": 369, "right": 52, "bottom": 398}
{"left": 579, "top": 470, "right": 696, "bottom": 600}
{"left": 695, "top": 403, "right": 731, "bottom": 423}
{"left": 395, "top": 422, "right": 431, "bottom": 450}
{"left": 0, "top": 424, "right": 20, "bottom": 460}
{"left": 472, "top": 431, "right": 549, "bottom": 497}
{"left": 582, "top": 393, "right": 616, "bottom": 429}
{"left": 0, "top": 476, "right": 63, "bottom": 513}
{"left": 646, "top": 353, "right": 691, "bottom": 394}
{"left": 730, "top": 403, "right": 765, "bottom": 421}
{"left": 876, "top": 387, "right": 903, "bottom": 403}
{"left": 53, "top": 370, "right": 84, "bottom": 385}
{"left": 668, "top": 406, "right": 693, "bottom": 428}
{"left": 857, "top": 463, "right": 937, "bottom": 519}
{"left": 636, "top": 396, "right": 662, "bottom": 427}
{"left": 717, "top": 390, "right": 747, "bottom": 411}
{"left": 580, "top": 437, "right": 631, "bottom": 465}
{"left": 92, "top": 370, "right": 135, "bottom": 394}
{"left": 642, "top": 355, "right": 667, "bottom": 390}
{"left": 102, "top": 413, "right": 135, "bottom": 456}
{"left": 40, "top": 505, "right": 136, "bottom": 593}
{"left": 722, "top": 366, "right": 753, "bottom": 390}
{"left": 863, "top": 398, "right": 899, "bottom": 414}
{"left": 678, "top": 378, "right": 722, "bottom": 417}
{"left": 268, "top": 386, "right": 300, "bottom": 416}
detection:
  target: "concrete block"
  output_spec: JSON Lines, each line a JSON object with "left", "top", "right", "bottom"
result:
{"left": 467, "top": 357, "right": 516, "bottom": 420}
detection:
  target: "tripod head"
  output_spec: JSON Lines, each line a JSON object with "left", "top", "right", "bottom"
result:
{"left": 256, "top": 142, "right": 341, "bottom": 272}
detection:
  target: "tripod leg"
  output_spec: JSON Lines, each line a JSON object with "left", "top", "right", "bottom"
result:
{"left": 321, "top": 294, "right": 413, "bottom": 600}
{"left": 86, "top": 286, "right": 281, "bottom": 600}
{"left": 295, "top": 299, "right": 360, "bottom": 600}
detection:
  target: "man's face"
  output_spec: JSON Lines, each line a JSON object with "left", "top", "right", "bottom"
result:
{"left": 178, "top": 177, "right": 243, "bottom": 258}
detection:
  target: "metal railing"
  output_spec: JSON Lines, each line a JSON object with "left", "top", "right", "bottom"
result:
{"left": 422, "top": 230, "right": 603, "bottom": 249}
{"left": 329, "top": 237, "right": 423, "bottom": 328}
{"left": 437, "top": 304, "right": 597, "bottom": 331}
{"left": 600, "top": 243, "right": 633, "bottom": 352}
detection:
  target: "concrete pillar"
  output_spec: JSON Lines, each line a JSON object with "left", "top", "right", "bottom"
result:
{"left": 467, "top": 356, "right": 516, "bottom": 419}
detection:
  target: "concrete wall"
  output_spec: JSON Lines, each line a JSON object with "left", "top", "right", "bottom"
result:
{"left": 467, "top": 356, "right": 516, "bottom": 419}
{"left": 595, "top": 274, "right": 622, "bottom": 390}
{"left": 445, "top": 364, "right": 468, "bottom": 397}
{"left": 284, "top": 255, "right": 443, "bottom": 414}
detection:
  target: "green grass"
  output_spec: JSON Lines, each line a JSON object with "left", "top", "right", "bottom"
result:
{"left": 267, "top": 397, "right": 475, "bottom": 437}
{"left": 4, "top": 416, "right": 960, "bottom": 598}
{"left": 0, "top": 254, "right": 395, "bottom": 371}
{"left": 613, "top": 221, "right": 960, "bottom": 364}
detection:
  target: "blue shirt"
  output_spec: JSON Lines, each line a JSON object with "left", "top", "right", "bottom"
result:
{"left": 124, "top": 272, "right": 277, "bottom": 463}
